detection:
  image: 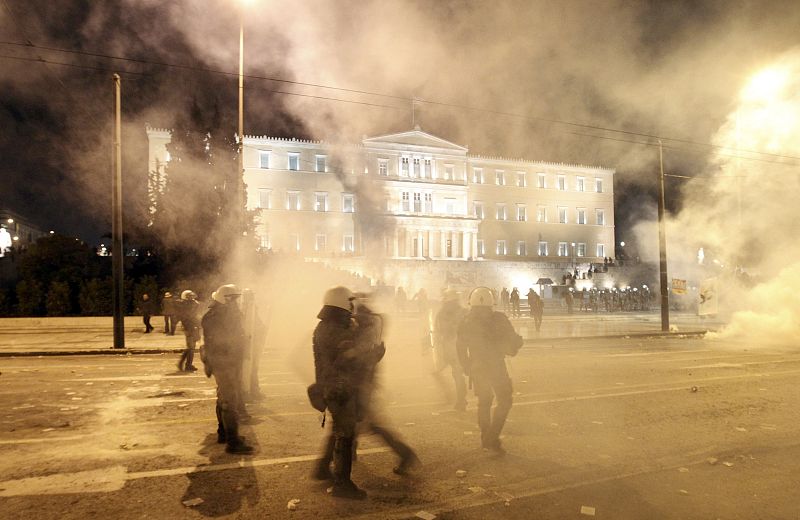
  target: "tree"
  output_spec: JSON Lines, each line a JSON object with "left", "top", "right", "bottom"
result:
{"left": 151, "top": 99, "right": 249, "bottom": 282}
{"left": 16, "top": 279, "right": 43, "bottom": 316}
{"left": 79, "top": 278, "right": 113, "bottom": 316}
{"left": 46, "top": 280, "right": 71, "bottom": 316}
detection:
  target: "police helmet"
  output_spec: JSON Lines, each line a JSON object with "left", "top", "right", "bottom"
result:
{"left": 213, "top": 284, "right": 242, "bottom": 304}
{"left": 323, "top": 286, "right": 355, "bottom": 311}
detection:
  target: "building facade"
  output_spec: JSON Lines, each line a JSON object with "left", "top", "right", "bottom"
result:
{"left": 148, "top": 127, "right": 615, "bottom": 290}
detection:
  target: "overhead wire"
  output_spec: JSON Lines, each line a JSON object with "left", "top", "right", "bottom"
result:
{"left": 3, "top": 39, "right": 800, "bottom": 164}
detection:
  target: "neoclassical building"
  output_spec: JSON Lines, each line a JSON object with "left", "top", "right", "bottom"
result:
{"left": 148, "top": 126, "right": 615, "bottom": 291}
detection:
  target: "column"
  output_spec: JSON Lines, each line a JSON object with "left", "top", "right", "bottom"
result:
{"left": 417, "top": 230, "right": 423, "bottom": 257}
{"left": 393, "top": 229, "right": 399, "bottom": 258}
{"left": 462, "top": 231, "right": 470, "bottom": 259}
{"left": 440, "top": 231, "right": 447, "bottom": 259}
{"left": 472, "top": 232, "right": 479, "bottom": 259}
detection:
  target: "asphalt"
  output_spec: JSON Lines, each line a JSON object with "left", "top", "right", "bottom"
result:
{"left": 0, "top": 311, "right": 722, "bottom": 357}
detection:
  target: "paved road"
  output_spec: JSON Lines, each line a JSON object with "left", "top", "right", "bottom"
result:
{"left": 1, "top": 334, "right": 797, "bottom": 519}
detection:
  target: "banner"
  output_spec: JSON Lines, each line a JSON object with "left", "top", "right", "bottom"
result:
{"left": 698, "top": 277, "right": 718, "bottom": 316}
{"left": 672, "top": 278, "right": 687, "bottom": 295}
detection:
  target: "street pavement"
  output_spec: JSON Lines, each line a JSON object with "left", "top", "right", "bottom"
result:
{"left": 1, "top": 326, "right": 798, "bottom": 519}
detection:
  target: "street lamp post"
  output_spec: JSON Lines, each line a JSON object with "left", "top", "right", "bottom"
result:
{"left": 657, "top": 140, "right": 670, "bottom": 332}
{"left": 112, "top": 74, "right": 125, "bottom": 349}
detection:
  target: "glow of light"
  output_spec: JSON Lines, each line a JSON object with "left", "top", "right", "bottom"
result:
{"left": 742, "top": 66, "right": 790, "bottom": 103}
{"left": 698, "top": 247, "right": 705, "bottom": 265}
{"left": 12, "top": 236, "right": 19, "bottom": 241}
{"left": 49, "top": 230, "right": 54, "bottom": 234}
{"left": 619, "top": 241, "right": 625, "bottom": 247}
{"left": 6, "top": 218, "right": 12, "bottom": 224}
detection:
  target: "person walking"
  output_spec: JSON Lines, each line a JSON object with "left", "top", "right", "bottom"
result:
{"left": 528, "top": 288, "right": 543, "bottom": 332}
{"left": 433, "top": 289, "right": 468, "bottom": 411}
{"left": 510, "top": 288, "right": 521, "bottom": 317}
{"left": 162, "top": 292, "right": 177, "bottom": 335}
{"left": 140, "top": 293, "right": 156, "bottom": 333}
{"left": 177, "top": 290, "right": 201, "bottom": 372}
{"left": 311, "top": 286, "right": 370, "bottom": 499}
{"left": 457, "top": 287, "right": 522, "bottom": 454}
{"left": 500, "top": 287, "right": 510, "bottom": 313}
{"left": 201, "top": 284, "right": 254, "bottom": 455}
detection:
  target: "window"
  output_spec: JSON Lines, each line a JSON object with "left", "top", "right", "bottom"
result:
{"left": 258, "top": 188, "right": 271, "bottom": 209}
{"left": 558, "top": 206, "right": 567, "bottom": 224}
{"left": 260, "top": 234, "right": 271, "bottom": 249}
{"left": 424, "top": 159, "right": 433, "bottom": 178}
{"left": 259, "top": 151, "right": 270, "bottom": 169}
{"left": 496, "top": 240, "right": 507, "bottom": 255}
{"left": 517, "top": 241, "right": 527, "bottom": 256}
{"left": 557, "top": 175, "right": 566, "bottom": 191}
{"left": 496, "top": 204, "right": 506, "bottom": 220}
{"left": 558, "top": 242, "right": 568, "bottom": 256}
{"left": 343, "top": 235, "right": 354, "bottom": 253}
{"left": 342, "top": 194, "right": 354, "bottom": 213}
{"left": 315, "top": 155, "right": 327, "bottom": 173}
{"left": 401, "top": 192, "right": 410, "bottom": 211}
{"left": 474, "top": 201, "right": 484, "bottom": 219}
{"left": 577, "top": 208, "right": 586, "bottom": 224}
{"left": 413, "top": 158, "right": 421, "bottom": 177}
{"left": 290, "top": 233, "right": 300, "bottom": 251}
{"left": 596, "top": 243, "right": 606, "bottom": 257}
{"left": 378, "top": 159, "right": 388, "bottom": 176}
{"left": 496, "top": 170, "right": 505, "bottom": 186}
{"left": 424, "top": 193, "right": 433, "bottom": 213}
{"left": 538, "top": 173, "right": 546, "bottom": 188}
{"left": 477, "top": 239, "right": 485, "bottom": 257}
{"left": 413, "top": 193, "right": 422, "bottom": 212}
{"left": 286, "top": 191, "right": 300, "bottom": 210}
{"left": 400, "top": 157, "right": 409, "bottom": 176}
{"left": 577, "top": 243, "right": 586, "bottom": 256}
{"left": 596, "top": 209, "right": 605, "bottom": 225}
{"left": 473, "top": 168, "right": 483, "bottom": 184}
{"left": 288, "top": 153, "right": 300, "bottom": 171}
{"left": 517, "top": 205, "right": 527, "bottom": 222}
{"left": 314, "top": 192, "right": 328, "bottom": 212}
{"left": 445, "top": 164, "right": 454, "bottom": 180}
{"left": 517, "top": 172, "right": 527, "bottom": 187}
{"left": 315, "top": 234, "right": 327, "bottom": 252}
{"left": 445, "top": 197, "right": 455, "bottom": 214}
{"left": 537, "top": 206, "right": 548, "bottom": 223}
{"left": 576, "top": 177, "right": 585, "bottom": 192}
{"left": 538, "top": 241, "right": 548, "bottom": 256}
{"left": 595, "top": 178, "right": 603, "bottom": 193}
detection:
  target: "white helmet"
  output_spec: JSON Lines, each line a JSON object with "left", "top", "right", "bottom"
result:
{"left": 213, "top": 284, "right": 241, "bottom": 304}
{"left": 323, "top": 286, "right": 354, "bottom": 311}
{"left": 181, "top": 290, "right": 196, "bottom": 300}
{"left": 468, "top": 287, "right": 494, "bottom": 307}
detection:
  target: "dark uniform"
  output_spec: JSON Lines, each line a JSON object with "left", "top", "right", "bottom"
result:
{"left": 457, "top": 299, "right": 520, "bottom": 453}
{"left": 433, "top": 296, "right": 468, "bottom": 410}
{"left": 140, "top": 294, "right": 156, "bottom": 333}
{"left": 162, "top": 293, "right": 177, "bottom": 335}
{"left": 201, "top": 288, "right": 252, "bottom": 454}
{"left": 312, "top": 295, "right": 372, "bottom": 499}
{"left": 528, "top": 289, "right": 543, "bottom": 332}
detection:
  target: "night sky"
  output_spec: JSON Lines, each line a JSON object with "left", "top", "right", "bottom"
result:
{"left": 2, "top": 0, "right": 799, "bottom": 249}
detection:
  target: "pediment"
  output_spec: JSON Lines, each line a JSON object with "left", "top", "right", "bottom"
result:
{"left": 363, "top": 129, "right": 468, "bottom": 152}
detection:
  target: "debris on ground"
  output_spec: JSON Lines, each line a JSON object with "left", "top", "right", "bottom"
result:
{"left": 455, "top": 470, "right": 467, "bottom": 478}
{"left": 580, "top": 505, "right": 596, "bottom": 516}
{"left": 404, "top": 422, "right": 416, "bottom": 426}
{"left": 177, "top": 404, "right": 189, "bottom": 408}
{"left": 691, "top": 386, "right": 698, "bottom": 393}
{"left": 678, "top": 467, "right": 689, "bottom": 473}
{"left": 147, "top": 391, "right": 185, "bottom": 398}
{"left": 468, "top": 486, "right": 485, "bottom": 493}
{"left": 414, "top": 512, "right": 436, "bottom": 520}
{"left": 287, "top": 498, "right": 300, "bottom": 510}
{"left": 678, "top": 489, "right": 689, "bottom": 495}
{"left": 723, "top": 462, "right": 734, "bottom": 467}
{"left": 182, "top": 498, "right": 204, "bottom": 507}
{"left": 707, "top": 457, "right": 719, "bottom": 465}
{"left": 463, "top": 431, "right": 473, "bottom": 435}
{"left": 734, "top": 427, "right": 747, "bottom": 432}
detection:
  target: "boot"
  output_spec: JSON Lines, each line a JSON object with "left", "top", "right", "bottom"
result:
{"left": 331, "top": 437, "right": 366, "bottom": 500}
{"left": 222, "top": 408, "right": 253, "bottom": 454}
{"left": 312, "top": 435, "right": 335, "bottom": 480}
{"left": 177, "top": 351, "right": 186, "bottom": 372}
{"left": 216, "top": 404, "right": 226, "bottom": 444}
{"left": 371, "top": 425, "right": 420, "bottom": 475}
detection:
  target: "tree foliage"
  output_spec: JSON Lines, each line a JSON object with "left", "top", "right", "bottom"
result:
{"left": 46, "top": 280, "right": 72, "bottom": 316}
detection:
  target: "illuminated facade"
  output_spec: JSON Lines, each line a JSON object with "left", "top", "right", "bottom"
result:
{"left": 147, "top": 127, "right": 616, "bottom": 289}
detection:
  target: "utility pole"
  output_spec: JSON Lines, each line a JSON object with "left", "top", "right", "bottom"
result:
{"left": 112, "top": 74, "right": 125, "bottom": 348}
{"left": 657, "top": 139, "right": 670, "bottom": 332}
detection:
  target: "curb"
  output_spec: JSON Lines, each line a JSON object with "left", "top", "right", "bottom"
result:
{"left": 523, "top": 330, "right": 709, "bottom": 344}
{"left": 0, "top": 348, "right": 184, "bottom": 358}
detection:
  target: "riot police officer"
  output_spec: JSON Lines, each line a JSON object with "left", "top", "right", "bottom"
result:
{"left": 433, "top": 289, "right": 468, "bottom": 411}
{"left": 312, "top": 286, "right": 370, "bottom": 499}
{"left": 201, "top": 284, "right": 253, "bottom": 455}
{"left": 177, "top": 289, "right": 201, "bottom": 372}
{"left": 457, "top": 287, "right": 522, "bottom": 454}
